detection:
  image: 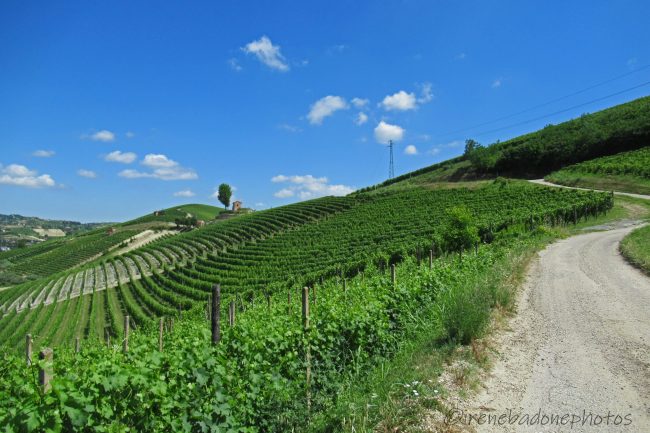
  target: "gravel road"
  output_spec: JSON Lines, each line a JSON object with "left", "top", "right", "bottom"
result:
{"left": 461, "top": 223, "right": 650, "bottom": 433}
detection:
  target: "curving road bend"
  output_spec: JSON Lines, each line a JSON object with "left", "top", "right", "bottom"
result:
{"left": 464, "top": 223, "right": 650, "bottom": 433}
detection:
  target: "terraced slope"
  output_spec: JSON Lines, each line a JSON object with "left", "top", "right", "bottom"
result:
{"left": 0, "top": 183, "right": 612, "bottom": 351}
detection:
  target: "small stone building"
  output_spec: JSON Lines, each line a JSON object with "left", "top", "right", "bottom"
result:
{"left": 232, "top": 201, "right": 242, "bottom": 212}
{"left": 154, "top": 210, "right": 165, "bottom": 216}
{"left": 106, "top": 227, "right": 116, "bottom": 236}
{"left": 195, "top": 220, "right": 206, "bottom": 228}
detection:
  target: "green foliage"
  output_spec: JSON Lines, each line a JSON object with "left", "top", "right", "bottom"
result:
{"left": 620, "top": 224, "right": 650, "bottom": 274}
{"left": 552, "top": 146, "right": 650, "bottom": 179}
{"left": 441, "top": 206, "right": 480, "bottom": 254}
{"left": 218, "top": 184, "right": 233, "bottom": 209}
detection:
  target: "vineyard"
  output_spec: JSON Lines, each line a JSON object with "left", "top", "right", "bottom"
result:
{"left": 0, "top": 182, "right": 612, "bottom": 354}
{"left": 0, "top": 181, "right": 614, "bottom": 432}
{"left": 547, "top": 146, "right": 650, "bottom": 194}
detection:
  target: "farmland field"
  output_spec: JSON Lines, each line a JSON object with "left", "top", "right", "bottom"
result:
{"left": 547, "top": 146, "right": 650, "bottom": 195}
{"left": 0, "top": 181, "right": 613, "bottom": 432}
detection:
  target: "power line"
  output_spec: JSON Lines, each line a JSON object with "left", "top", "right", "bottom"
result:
{"left": 434, "top": 64, "right": 650, "bottom": 139}
{"left": 469, "top": 80, "right": 650, "bottom": 138}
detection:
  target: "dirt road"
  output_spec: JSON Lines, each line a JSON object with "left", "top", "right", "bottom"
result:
{"left": 529, "top": 179, "right": 650, "bottom": 201}
{"left": 460, "top": 224, "right": 650, "bottom": 432}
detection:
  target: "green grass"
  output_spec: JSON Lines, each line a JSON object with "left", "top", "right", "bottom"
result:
{"left": 546, "top": 171, "right": 650, "bottom": 196}
{"left": 620, "top": 225, "right": 650, "bottom": 275}
{"left": 122, "top": 203, "right": 225, "bottom": 226}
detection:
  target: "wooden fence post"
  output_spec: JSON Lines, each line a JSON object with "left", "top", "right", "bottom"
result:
{"left": 123, "top": 316, "right": 130, "bottom": 353}
{"left": 26, "top": 334, "right": 32, "bottom": 366}
{"left": 105, "top": 327, "right": 111, "bottom": 347}
{"left": 229, "top": 300, "right": 235, "bottom": 327}
{"left": 75, "top": 337, "right": 80, "bottom": 354}
{"left": 211, "top": 284, "right": 221, "bottom": 345}
{"left": 391, "top": 264, "right": 396, "bottom": 288}
{"left": 159, "top": 318, "right": 164, "bottom": 351}
{"left": 287, "top": 289, "right": 292, "bottom": 315}
{"left": 39, "top": 348, "right": 53, "bottom": 392}
{"left": 429, "top": 249, "right": 433, "bottom": 270}
{"left": 343, "top": 278, "right": 347, "bottom": 293}
{"left": 302, "top": 287, "right": 311, "bottom": 411}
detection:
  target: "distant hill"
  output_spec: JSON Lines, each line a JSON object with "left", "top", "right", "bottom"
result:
{"left": 122, "top": 204, "right": 226, "bottom": 226}
{"left": 0, "top": 213, "right": 108, "bottom": 248}
{"left": 361, "top": 95, "right": 650, "bottom": 192}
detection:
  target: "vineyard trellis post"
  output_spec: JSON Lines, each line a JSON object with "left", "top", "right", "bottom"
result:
{"left": 229, "top": 301, "right": 235, "bottom": 327}
{"left": 105, "top": 327, "right": 110, "bottom": 347}
{"left": 158, "top": 318, "right": 164, "bottom": 351}
{"left": 302, "top": 286, "right": 311, "bottom": 411}
{"left": 429, "top": 249, "right": 433, "bottom": 270}
{"left": 211, "top": 284, "right": 221, "bottom": 345}
{"left": 391, "top": 264, "right": 396, "bottom": 288}
{"left": 123, "top": 316, "right": 130, "bottom": 353}
{"left": 39, "top": 348, "right": 53, "bottom": 392}
{"left": 287, "top": 289, "right": 292, "bottom": 315}
{"left": 75, "top": 337, "right": 80, "bottom": 354}
{"left": 25, "top": 334, "right": 32, "bottom": 366}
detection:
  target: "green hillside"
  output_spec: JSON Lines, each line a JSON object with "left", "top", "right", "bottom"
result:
{"left": 546, "top": 146, "right": 650, "bottom": 194}
{"left": 363, "top": 95, "right": 650, "bottom": 192}
{"left": 123, "top": 203, "right": 226, "bottom": 226}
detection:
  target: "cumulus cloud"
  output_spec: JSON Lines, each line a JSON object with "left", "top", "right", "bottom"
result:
{"left": 492, "top": 78, "right": 502, "bottom": 88}
{"left": 77, "top": 169, "right": 97, "bottom": 178}
{"left": 428, "top": 147, "right": 441, "bottom": 156}
{"left": 355, "top": 112, "right": 368, "bottom": 126}
{"left": 271, "top": 174, "right": 354, "bottom": 200}
{"left": 307, "top": 96, "right": 348, "bottom": 125}
{"left": 404, "top": 145, "right": 418, "bottom": 155}
{"left": 105, "top": 150, "right": 137, "bottom": 164}
{"left": 381, "top": 90, "right": 417, "bottom": 111}
{"left": 89, "top": 130, "right": 115, "bottom": 142}
{"left": 374, "top": 121, "right": 405, "bottom": 144}
{"left": 455, "top": 52, "right": 467, "bottom": 60}
{"left": 0, "top": 164, "right": 56, "bottom": 188}
{"left": 242, "top": 35, "right": 289, "bottom": 72}
{"left": 173, "top": 189, "right": 196, "bottom": 197}
{"left": 32, "top": 150, "right": 55, "bottom": 158}
{"left": 351, "top": 97, "right": 369, "bottom": 108}
{"left": 119, "top": 153, "right": 197, "bottom": 181}
{"left": 125, "top": 131, "right": 135, "bottom": 138}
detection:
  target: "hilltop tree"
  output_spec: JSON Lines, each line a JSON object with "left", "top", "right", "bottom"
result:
{"left": 217, "top": 183, "right": 232, "bottom": 209}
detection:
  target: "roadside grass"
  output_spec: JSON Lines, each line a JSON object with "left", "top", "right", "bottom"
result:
{"left": 322, "top": 228, "right": 555, "bottom": 433}
{"left": 546, "top": 171, "right": 650, "bottom": 196}
{"left": 620, "top": 225, "right": 650, "bottom": 275}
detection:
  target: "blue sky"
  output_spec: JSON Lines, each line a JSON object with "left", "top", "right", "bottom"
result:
{"left": 1, "top": 0, "right": 649, "bottom": 222}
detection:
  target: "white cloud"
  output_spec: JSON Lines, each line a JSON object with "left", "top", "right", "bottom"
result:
{"left": 404, "top": 145, "right": 418, "bottom": 155}
{"left": 142, "top": 154, "right": 177, "bottom": 168}
{"left": 428, "top": 147, "right": 441, "bottom": 156}
{"left": 125, "top": 131, "right": 135, "bottom": 138}
{"left": 0, "top": 164, "right": 56, "bottom": 188}
{"left": 274, "top": 188, "right": 295, "bottom": 198}
{"left": 381, "top": 90, "right": 417, "bottom": 111}
{"left": 89, "top": 130, "right": 115, "bottom": 142}
{"left": 278, "top": 123, "right": 302, "bottom": 133}
{"left": 32, "top": 150, "right": 55, "bottom": 158}
{"left": 228, "top": 58, "right": 242, "bottom": 71}
{"left": 307, "top": 96, "right": 348, "bottom": 125}
{"left": 455, "top": 52, "right": 467, "bottom": 60}
{"left": 77, "top": 169, "right": 97, "bottom": 178}
{"left": 355, "top": 112, "right": 368, "bottom": 126}
{"left": 271, "top": 174, "right": 354, "bottom": 200}
{"left": 492, "top": 78, "right": 502, "bottom": 88}
{"left": 351, "top": 97, "right": 369, "bottom": 108}
{"left": 242, "top": 35, "right": 289, "bottom": 72}
{"left": 173, "top": 189, "right": 196, "bottom": 197}
{"left": 119, "top": 153, "right": 197, "bottom": 181}
{"left": 374, "top": 121, "right": 405, "bottom": 144}
{"left": 418, "top": 82, "right": 433, "bottom": 103}
{"left": 105, "top": 150, "right": 137, "bottom": 164}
